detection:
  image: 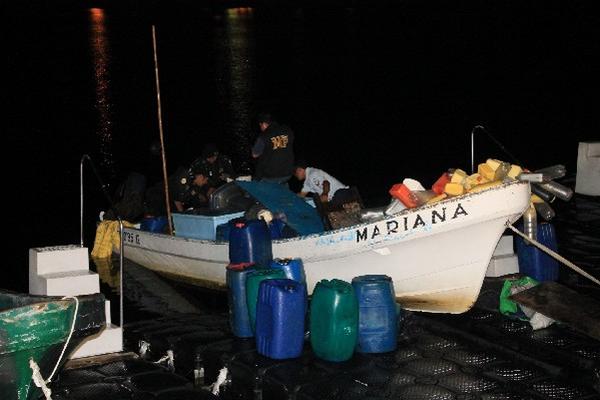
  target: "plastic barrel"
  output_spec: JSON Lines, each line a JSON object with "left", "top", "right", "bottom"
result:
{"left": 351, "top": 275, "right": 398, "bottom": 353}
{"left": 269, "top": 219, "right": 285, "bottom": 240}
{"left": 140, "top": 216, "right": 168, "bottom": 233}
{"left": 270, "top": 258, "right": 308, "bottom": 314}
{"left": 255, "top": 279, "right": 306, "bottom": 359}
{"left": 309, "top": 279, "right": 358, "bottom": 362}
{"left": 269, "top": 258, "right": 306, "bottom": 284}
{"left": 246, "top": 269, "right": 287, "bottom": 333}
{"left": 229, "top": 218, "right": 273, "bottom": 267}
{"left": 515, "top": 222, "right": 559, "bottom": 281}
{"left": 226, "top": 264, "right": 256, "bottom": 338}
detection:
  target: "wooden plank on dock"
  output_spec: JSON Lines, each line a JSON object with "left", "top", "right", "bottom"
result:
{"left": 64, "top": 351, "right": 138, "bottom": 370}
{"left": 509, "top": 281, "right": 600, "bottom": 340}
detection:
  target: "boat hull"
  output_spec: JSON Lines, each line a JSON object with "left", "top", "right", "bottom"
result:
{"left": 0, "top": 292, "right": 106, "bottom": 400}
{"left": 122, "top": 182, "right": 530, "bottom": 313}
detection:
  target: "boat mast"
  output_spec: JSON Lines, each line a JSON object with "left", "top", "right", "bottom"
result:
{"left": 152, "top": 25, "right": 174, "bottom": 235}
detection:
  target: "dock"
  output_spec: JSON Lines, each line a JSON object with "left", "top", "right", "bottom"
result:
{"left": 51, "top": 305, "right": 599, "bottom": 399}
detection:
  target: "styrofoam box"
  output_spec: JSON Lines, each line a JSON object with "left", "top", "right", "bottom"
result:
{"left": 173, "top": 211, "right": 244, "bottom": 240}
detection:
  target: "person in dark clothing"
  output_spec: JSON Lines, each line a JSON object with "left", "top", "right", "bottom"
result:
{"left": 103, "top": 171, "right": 147, "bottom": 221}
{"left": 144, "top": 165, "right": 211, "bottom": 215}
{"left": 190, "top": 143, "right": 236, "bottom": 191}
{"left": 143, "top": 167, "right": 185, "bottom": 217}
{"left": 251, "top": 112, "right": 295, "bottom": 184}
{"left": 173, "top": 164, "right": 211, "bottom": 212}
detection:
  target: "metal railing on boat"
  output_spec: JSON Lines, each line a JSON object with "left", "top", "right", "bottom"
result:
{"left": 80, "top": 154, "right": 125, "bottom": 331}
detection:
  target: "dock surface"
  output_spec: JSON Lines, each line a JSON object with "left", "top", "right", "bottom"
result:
{"left": 50, "top": 194, "right": 599, "bottom": 399}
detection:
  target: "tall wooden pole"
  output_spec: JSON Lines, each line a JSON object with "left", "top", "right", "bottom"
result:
{"left": 152, "top": 25, "right": 174, "bottom": 235}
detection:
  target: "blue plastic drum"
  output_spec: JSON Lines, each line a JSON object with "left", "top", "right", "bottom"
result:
{"left": 215, "top": 222, "right": 230, "bottom": 241}
{"left": 140, "top": 216, "right": 168, "bottom": 233}
{"left": 255, "top": 279, "right": 306, "bottom": 359}
{"left": 351, "top": 275, "right": 398, "bottom": 353}
{"left": 269, "top": 258, "right": 306, "bottom": 284}
{"left": 269, "top": 219, "right": 285, "bottom": 239}
{"left": 515, "top": 222, "right": 559, "bottom": 281}
{"left": 228, "top": 218, "right": 273, "bottom": 267}
{"left": 226, "top": 264, "right": 256, "bottom": 338}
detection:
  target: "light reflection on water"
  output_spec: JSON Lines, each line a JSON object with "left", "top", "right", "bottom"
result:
{"left": 88, "top": 8, "right": 115, "bottom": 178}
{"left": 86, "top": 6, "right": 258, "bottom": 177}
{"left": 216, "top": 8, "right": 255, "bottom": 174}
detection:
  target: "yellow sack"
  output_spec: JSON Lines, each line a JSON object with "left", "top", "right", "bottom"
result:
{"left": 91, "top": 220, "right": 135, "bottom": 259}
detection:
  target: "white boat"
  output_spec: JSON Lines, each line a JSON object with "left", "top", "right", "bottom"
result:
{"left": 120, "top": 180, "right": 530, "bottom": 313}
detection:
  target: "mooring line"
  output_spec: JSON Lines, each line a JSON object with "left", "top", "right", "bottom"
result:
{"left": 507, "top": 223, "right": 600, "bottom": 287}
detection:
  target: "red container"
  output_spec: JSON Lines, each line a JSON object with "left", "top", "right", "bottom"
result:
{"left": 432, "top": 173, "right": 451, "bottom": 195}
{"left": 389, "top": 183, "right": 420, "bottom": 208}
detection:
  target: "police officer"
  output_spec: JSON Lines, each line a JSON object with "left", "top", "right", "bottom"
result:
{"left": 173, "top": 165, "right": 211, "bottom": 212}
{"left": 190, "top": 143, "right": 235, "bottom": 191}
{"left": 251, "top": 112, "right": 295, "bottom": 185}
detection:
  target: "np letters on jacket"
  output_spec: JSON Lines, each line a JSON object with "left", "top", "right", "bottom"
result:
{"left": 270, "top": 135, "right": 289, "bottom": 149}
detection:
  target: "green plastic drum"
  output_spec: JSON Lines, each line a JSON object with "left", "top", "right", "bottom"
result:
{"left": 245, "top": 269, "right": 286, "bottom": 332}
{"left": 309, "top": 279, "right": 358, "bottom": 362}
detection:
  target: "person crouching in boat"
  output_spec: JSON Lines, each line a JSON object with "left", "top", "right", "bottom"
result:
{"left": 173, "top": 165, "right": 212, "bottom": 212}
{"left": 189, "top": 143, "right": 236, "bottom": 192}
{"left": 293, "top": 160, "right": 353, "bottom": 207}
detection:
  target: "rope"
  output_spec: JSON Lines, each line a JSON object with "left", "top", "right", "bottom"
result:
{"left": 154, "top": 350, "right": 175, "bottom": 371}
{"left": 29, "top": 296, "right": 80, "bottom": 400}
{"left": 139, "top": 340, "right": 150, "bottom": 358}
{"left": 47, "top": 296, "right": 80, "bottom": 382}
{"left": 29, "top": 359, "right": 52, "bottom": 400}
{"left": 211, "top": 367, "right": 229, "bottom": 395}
{"left": 507, "top": 224, "right": 600, "bottom": 286}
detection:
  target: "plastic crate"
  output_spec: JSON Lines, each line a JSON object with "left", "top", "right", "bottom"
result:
{"left": 173, "top": 211, "right": 244, "bottom": 240}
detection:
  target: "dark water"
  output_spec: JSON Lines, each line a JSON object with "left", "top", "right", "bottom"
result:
{"left": 6, "top": 1, "right": 598, "bottom": 292}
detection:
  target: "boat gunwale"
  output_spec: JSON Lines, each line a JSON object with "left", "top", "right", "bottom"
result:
{"left": 123, "top": 180, "right": 529, "bottom": 246}
{"left": 0, "top": 295, "right": 78, "bottom": 315}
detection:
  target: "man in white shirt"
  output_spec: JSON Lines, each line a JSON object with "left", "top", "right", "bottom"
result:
{"left": 294, "top": 161, "right": 353, "bottom": 207}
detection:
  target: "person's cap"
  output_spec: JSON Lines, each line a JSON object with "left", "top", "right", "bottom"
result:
{"left": 190, "top": 164, "right": 208, "bottom": 177}
{"left": 185, "top": 166, "right": 207, "bottom": 185}
{"left": 201, "top": 143, "right": 219, "bottom": 159}
{"left": 294, "top": 160, "right": 308, "bottom": 170}
{"left": 257, "top": 112, "right": 272, "bottom": 124}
